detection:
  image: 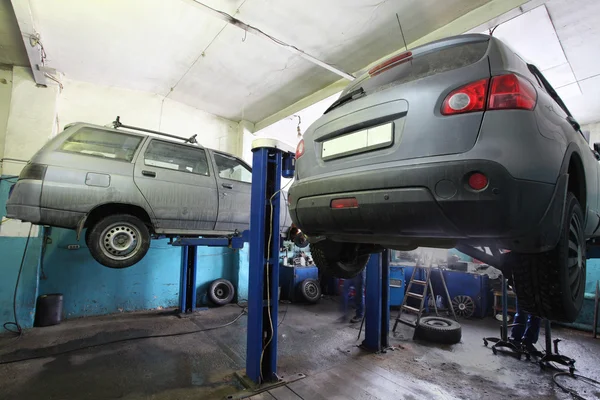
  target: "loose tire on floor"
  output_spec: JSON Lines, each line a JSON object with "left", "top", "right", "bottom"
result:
{"left": 511, "top": 193, "right": 586, "bottom": 322}
{"left": 208, "top": 279, "right": 235, "bottom": 306}
{"left": 414, "top": 316, "right": 462, "bottom": 344}
{"left": 87, "top": 214, "right": 151, "bottom": 269}
{"left": 299, "top": 279, "right": 321, "bottom": 303}
{"left": 310, "top": 241, "right": 370, "bottom": 279}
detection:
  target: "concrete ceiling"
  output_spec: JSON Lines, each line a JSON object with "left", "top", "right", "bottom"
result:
{"left": 24, "top": 0, "right": 491, "bottom": 123}
{"left": 0, "top": 0, "right": 28, "bottom": 67}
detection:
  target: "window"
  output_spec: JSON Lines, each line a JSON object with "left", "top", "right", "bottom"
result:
{"left": 144, "top": 140, "right": 209, "bottom": 176}
{"left": 340, "top": 40, "right": 489, "bottom": 98}
{"left": 61, "top": 127, "right": 143, "bottom": 162}
{"left": 214, "top": 153, "right": 252, "bottom": 183}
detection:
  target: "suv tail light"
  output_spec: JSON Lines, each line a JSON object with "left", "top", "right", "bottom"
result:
{"left": 441, "top": 79, "right": 489, "bottom": 115}
{"left": 441, "top": 74, "right": 537, "bottom": 115}
{"left": 488, "top": 74, "right": 537, "bottom": 110}
{"left": 295, "top": 139, "right": 305, "bottom": 159}
{"left": 19, "top": 163, "right": 47, "bottom": 180}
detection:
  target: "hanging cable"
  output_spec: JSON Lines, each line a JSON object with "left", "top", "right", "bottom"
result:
{"left": 553, "top": 371, "right": 600, "bottom": 400}
{"left": 259, "top": 178, "right": 293, "bottom": 381}
{"left": 3, "top": 224, "right": 33, "bottom": 336}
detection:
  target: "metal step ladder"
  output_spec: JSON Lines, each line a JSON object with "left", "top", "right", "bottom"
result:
{"left": 392, "top": 264, "right": 457, "bottom": 332}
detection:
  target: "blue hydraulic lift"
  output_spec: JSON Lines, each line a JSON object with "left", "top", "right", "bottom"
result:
{"left": 172, "top": 139, "right": 391, "bottom": 387}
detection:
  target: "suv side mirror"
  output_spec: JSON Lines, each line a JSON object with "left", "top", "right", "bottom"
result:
{"left": 594, "top": 143, "right": 600, "bottom": 154}
{"left": 567, "top": 115, "right": 580, "bottom": 131}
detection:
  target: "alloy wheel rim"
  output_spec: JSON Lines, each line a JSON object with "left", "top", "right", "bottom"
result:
{"left": 567, "top": 212, "right": 584, "bottom": 301}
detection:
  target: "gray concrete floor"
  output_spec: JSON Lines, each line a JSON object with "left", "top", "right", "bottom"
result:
{"left": 0, "top": 297, "right": 599, "bottom": 399}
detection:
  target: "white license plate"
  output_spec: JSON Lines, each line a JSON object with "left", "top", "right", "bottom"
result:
{"left": 321, "top": 123, "right": 393, "bottom": 160}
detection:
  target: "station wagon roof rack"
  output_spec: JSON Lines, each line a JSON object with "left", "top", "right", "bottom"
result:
{"left": 111, "top": 116, "right": 199, "bottom": 145}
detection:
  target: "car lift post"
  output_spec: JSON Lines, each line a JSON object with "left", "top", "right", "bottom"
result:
{"left": 362, "top": 249, "right": 390, "bottom": 352}
{"left": 173, "top": 233, "right": 249, "bottom": 314}
{"left": 246, "top": 139, "right": 295, "bottom": 385}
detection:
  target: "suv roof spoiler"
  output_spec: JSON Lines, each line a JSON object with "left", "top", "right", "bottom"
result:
{"left": 111, "top": 116, "right": 199, "bottom": 145}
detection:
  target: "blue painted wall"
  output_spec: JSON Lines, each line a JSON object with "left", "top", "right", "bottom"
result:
{"left": 0, "top": 176, "right": 43, "bottom": 329}
{"left": 39, "top": 228, "right": 241, "bottom": 318}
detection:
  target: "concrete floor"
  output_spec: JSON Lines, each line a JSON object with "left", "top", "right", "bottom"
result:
{"left": 1, "top": 298, "right": 599, "bottom": 399}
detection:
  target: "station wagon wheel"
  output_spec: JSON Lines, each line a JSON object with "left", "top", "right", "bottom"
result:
{"left": 100, "top": 223, "right": 142, "bottom": 260}
{"left": 87, "top": 214, "right": 151, "bottom": 269}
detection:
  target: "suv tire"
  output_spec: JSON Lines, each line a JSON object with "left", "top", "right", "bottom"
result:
{"left": 414, "top": 316, "right": 462, "bottom": 344}
{"left": 512, "top": 193, "right": 586, "bottom": 322}
{"left": 88, "top": 214, "right": 151, "bottom": 269}
{"left": 310, "top": 240, "right": 370, "bottom": 278}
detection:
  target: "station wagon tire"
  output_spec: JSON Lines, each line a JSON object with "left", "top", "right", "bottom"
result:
{"left": 414, "top": 316, "right": 462, "bottom": 344}
{"left": 310, "top": 240, "right": 370, "bottom": 279}
{"left": 84, "top": 228, "right": 92, "bottom": 247}
{"left": 511, "top": 193, "right": 586, "bottom": 323}
{"left": 87, "top": 214, "right": 151, "bottom": 269}
{"left": 208, "top": 279, "right": 235, "bottom": 306}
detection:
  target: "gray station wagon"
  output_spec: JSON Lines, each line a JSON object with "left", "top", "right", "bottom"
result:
{"left": 6, "top": 121, "right": 292, "bottom": 269}
{"left": 289, "top": 33, "right": 600, "bottom": 322}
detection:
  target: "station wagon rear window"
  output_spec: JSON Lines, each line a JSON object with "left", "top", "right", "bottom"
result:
{"left": 61, "top": 127, "right": 143, "bottom": 162}
{"left": 144, "top": 140, "right": 209, "bottom": 176}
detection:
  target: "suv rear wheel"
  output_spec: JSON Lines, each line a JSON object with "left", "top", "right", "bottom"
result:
{"left": 512, "top": 193, "right": 586, "bottom": 322}
{"left": 87, "top": 214, "right": 151, "bottom": 269}
{"left": 310, "top": 240, "right": 370, "bottom": 278}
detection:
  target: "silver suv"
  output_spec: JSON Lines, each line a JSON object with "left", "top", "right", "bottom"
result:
{"left": 289, "top": 34, "right": 599, "bottom": 322}
{"left": 6, "top": 121, "right": 291, "bottom": 268}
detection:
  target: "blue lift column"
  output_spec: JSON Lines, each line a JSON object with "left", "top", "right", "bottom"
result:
{"left": 246, "top": 139, "right": 295, "bottom": 384}
{"left": 363, "top": 249, "right": 390, "bottom": 352}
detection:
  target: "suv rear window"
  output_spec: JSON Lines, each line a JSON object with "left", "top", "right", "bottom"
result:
{"left": 61, "top": 127, "right": 143, "bottom": 162}
{"left": 342, "top": 40, "right": 489, "bottom": 96}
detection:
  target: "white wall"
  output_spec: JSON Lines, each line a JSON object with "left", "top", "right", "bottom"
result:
{"left": 583, "top": 122, "right": 600, "bottom": 146}
{"left": 3, "top": 66, "right": 60, "bottom": 176}
{"left": 253, "top": 92, "right": 340, "bottom": 154}
{"left": 0, "top": 67, "right": 12, "bottom": 175}
{"left": 57, "top": 78, "right": 239, "bottom": 155}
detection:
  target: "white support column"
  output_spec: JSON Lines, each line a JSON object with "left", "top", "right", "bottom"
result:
{"left": 237, "top": 119, "right": 255, "bottom": 164}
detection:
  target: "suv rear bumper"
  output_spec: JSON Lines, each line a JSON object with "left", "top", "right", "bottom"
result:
{"left": 289, "top": 160, "right": 566, "bottom": 252}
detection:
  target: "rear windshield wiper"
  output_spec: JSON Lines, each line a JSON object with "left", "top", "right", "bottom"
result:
{"left": 324, "top": 87, "right": 365, "bottom": 114}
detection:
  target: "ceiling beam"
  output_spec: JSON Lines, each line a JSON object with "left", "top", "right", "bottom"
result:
{"left": 254, "top": 0, "right": 531, "bottom": 132}
{"left": 9, "top": 0, "right": 46, "bottom": 85}
{"left": 187, "top": 0, "right": 355, "bottom": 81}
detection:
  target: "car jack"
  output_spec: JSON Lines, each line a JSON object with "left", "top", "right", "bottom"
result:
{"left": 525, "top": 320, "right": 576, "bottom": 375}
{"left": 483, "top": 275, "right": 523, "bottom": 359}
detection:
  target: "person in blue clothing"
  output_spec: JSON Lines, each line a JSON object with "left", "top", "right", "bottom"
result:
{"left": 510, "top": 301, "right": 541, "bottom": 352}
{"left": 341, "top": 269, "right": 366, "bottom": 323}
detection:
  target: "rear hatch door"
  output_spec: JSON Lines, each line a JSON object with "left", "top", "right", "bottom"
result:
{"left": 298, "top": 34, "right": 491, "bottom": 180}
